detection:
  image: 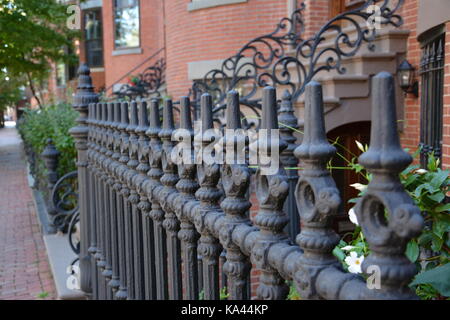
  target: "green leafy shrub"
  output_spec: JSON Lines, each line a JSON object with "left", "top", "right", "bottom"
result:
{"left": 17, "top": 102, "right": 77, "bottom": 191}
{"left": 333, "top": 145, "right": 450, "bottom": 300}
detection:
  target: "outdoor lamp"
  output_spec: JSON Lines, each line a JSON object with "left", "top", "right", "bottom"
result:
{"left": 397, "top": 60, "right": 418, "bottom": 97}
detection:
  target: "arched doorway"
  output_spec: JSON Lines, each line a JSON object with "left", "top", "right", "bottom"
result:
{"left": 327, "top": 121, "right": 371, "bottom": 233}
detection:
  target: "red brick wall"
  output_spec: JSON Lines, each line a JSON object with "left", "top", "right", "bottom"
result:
{"left": 303, "top": 0, "right": 329, "bottom": 38}
{"left": 102, "top": 0, "right": 165, "bottom": 95}
{"left": 164, "top": 0, "right": 289, "bottom": 99}
{"left": 399, "top": 0, "right": 421, "bottom": 159}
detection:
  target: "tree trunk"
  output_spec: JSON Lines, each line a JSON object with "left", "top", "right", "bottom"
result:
{"left": 26, "top": 71, "right": 43, "bottom": 109}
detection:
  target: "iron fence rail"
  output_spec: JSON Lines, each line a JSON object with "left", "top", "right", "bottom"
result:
{"left": 70, "top": 64, "right": 423, "bottom": 300}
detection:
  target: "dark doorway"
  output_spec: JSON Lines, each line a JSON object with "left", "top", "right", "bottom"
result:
{"left": 327, "top": 121, "right": 371, "bottom": 233}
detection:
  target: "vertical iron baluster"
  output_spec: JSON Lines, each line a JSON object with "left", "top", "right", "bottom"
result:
{"left": 293, "top": 81, "right": 341, "bottom": 300}
{"left": 86, "top": 102, "right": 98, "bottom": 299}
{"left": 160, "top": 99, "right": 183, "bottom": 300}
{"left": 197, "top": 255, "right": 203, "bottom": 296}
{"left": 133, "top": 99, "right": 151, "bottom": 300}
{"left": 175, "top": 97, "right": 200, "bottom": 300}
{"left": 102, "top": 102, "right": 115, "bottom": 299}
{"left": 70, "top": 65, "right": 98, "bottom": 298}
{"left": 115, "top": 101, "right": 130, "bottom": 300}
{"left": 109, "top": 102, "right": 122, "bottom": 296}
{"left": 142, "top": 207, "right": 156, "bottom": 299}
{"left": 135, "top": 102, "right": 156, "bottom": 301}
{"left": 278, "top": 91, "right": 300, "bottom": 242}
{"left": 94, "top": 103, "right": 106, "bottom": 299}
{"left": 194, "top": 93, "right": 223, "bottom": 300}
{"left": 124, "top": 101, "right": 140, "bottom": 299}
{"left": 90, "top": 102, "right": 102, "bottom": 299}
{"left": 146, "top": 99, "right": 168, "bottom": 300}
{"left": 219, "top": 91, "right": 252, "bottom": 300}
{"left": 356, "top": 72, "right": 423, "bottom": 299}
{"left": 252, "top": 87, "right": 290, "bottom": 300}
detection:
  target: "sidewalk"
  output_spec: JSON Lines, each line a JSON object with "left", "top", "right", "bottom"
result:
{"left": 0, "top": 125, "right": 56, "bottom": 300}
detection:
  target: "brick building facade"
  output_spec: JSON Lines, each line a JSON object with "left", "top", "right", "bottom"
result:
{"left": 40, "top": 0, "right": 448, "bottom": 300}
{"left": 67, "top": 0, "right": 450, "bottom": 171}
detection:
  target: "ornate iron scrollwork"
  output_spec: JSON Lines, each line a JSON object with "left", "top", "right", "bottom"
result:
{"left": 270, "top": 0, "right": 403, "bottom": 101}
{"left": 51, "top": 170, "right": 79, "bottom": 232}
{"left": 191, "top": 4, "right": 305, "bottom": 127}
{"left": 192, "top": 0, "right": 404, "bottom": 126}
{"left": 116, "top": 58, "right": 166, "bottom": 100}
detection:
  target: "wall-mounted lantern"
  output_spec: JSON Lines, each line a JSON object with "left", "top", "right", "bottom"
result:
{"left": 397, "top": 60, "right": 419, "bottom": 97}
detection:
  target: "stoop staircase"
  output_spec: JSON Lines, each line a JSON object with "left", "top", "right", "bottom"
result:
{"left": 293, "top": 26, "right": 410, "bottom": 132}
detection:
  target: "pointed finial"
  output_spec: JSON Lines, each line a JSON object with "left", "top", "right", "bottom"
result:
{"left": 226, "top": 90, "right": 241, "bottom": 129}
{"left": 114, "top": 102, "right": 121, "bottom": 126}
{"left": 359, "top": 72, "right": 411, "bottom": 171}
{"left": 128, "top": 100, "right": 139, "bottom": 129}
{"left": 278, "top": 89, "right": 297, "bottom": 127}
{"left": 102, "top": 103, "right": 108, "bottom": 125}
{"left": 146, "top": 98, "right": 161, "bottom": 137}
{"left": 261, "top": 86, "right": 278, "bottom": 130}
{"left": 294, "top": 81, "right": 335, "bottom": 161}
{"left": 87, "top": 103, "right": 93, "bottom": 124}
{"left": 136, "top": 100, "right": 149, "bottom": 134}
{"left": 107, "top": 102, "right": 114, "bottom": 125}
{"left": 118, "top": 102, "right": 129, "bottom": 131}
{"left": 96, "top": 102, "right": 101, "bottom": 125}
{"left": 159, "top": 99, "right": 175, "bottom": 140}
{"left": 180, "top": 96, "right": 193, "bottom": 131}
{"left": 200, "top": 93, "right": 213, "bottom": 131}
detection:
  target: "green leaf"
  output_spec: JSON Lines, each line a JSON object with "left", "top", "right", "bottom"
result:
{"left": 406, "top": 240, "right": 420, "bottom": 263}
{"left": 431, "top": 234, "right": 444, "bottom": 252}
{"left": 414, "top": 183, "right": 433, "bottom": 198}
{"left": 418, "top": 232, "right": 433, "bottom": 247}
{"left": 436, "top": 203, "right": 450, "bottom": 213}
{"left": 410, "top": 263, "right": 450, "bottom": 297}
{"left": 427, "top": 192, "right": 446, "bottom": 203}
{"left": 403, "top": 173, "right": 419, "bottom": 188}
{"left": 433, "top": 219, "right": 450, "bottom": 239}
{"left": 430, "top": 171, "right": 449, "bottom": 189}
{"left": 332, "top": 247, "right": 346, "bottom": 262}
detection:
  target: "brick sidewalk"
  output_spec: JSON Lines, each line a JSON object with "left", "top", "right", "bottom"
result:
{"left": 0, "top": 126, "right": 56, "bottom": 300}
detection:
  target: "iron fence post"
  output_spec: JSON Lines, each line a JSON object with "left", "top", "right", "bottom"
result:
{"left": 69, "top": 64, "right": 99, "bottom": 297}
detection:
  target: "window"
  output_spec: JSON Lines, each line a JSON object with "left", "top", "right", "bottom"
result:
{"left": 56, "top": 62, "right": 67, "bottom": 87}
{"left": 84, "top": 9, "right": 104, "bottom": 68}
{"left": 114, "top": 0, "right": 140, "bottom": 49}
{"left": 188, "top": 0, "right": 247, "bottom": 12}
{"left": 329, "top": 0, "right": 365, "bottom": 19}
{"left": 419, "top": 26, "right": 445, "bottom": 167}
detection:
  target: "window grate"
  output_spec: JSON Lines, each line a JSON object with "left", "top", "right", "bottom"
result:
{"left": 419, "top": 31, "right": 445, "bottom": 167}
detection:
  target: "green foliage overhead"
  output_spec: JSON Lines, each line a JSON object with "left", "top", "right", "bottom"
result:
{"left": 0, "top": 0, "right": 78, "bottom": 78}
{"left": 0, "top": 73, "right": 23, "bottom": 112}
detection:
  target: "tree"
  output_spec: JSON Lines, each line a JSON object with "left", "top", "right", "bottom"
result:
{"left": 0, "top": 0, "right": 79, "bottom": 108}
{"left": 0, "top": 72, "right": 23, "bottom": 113}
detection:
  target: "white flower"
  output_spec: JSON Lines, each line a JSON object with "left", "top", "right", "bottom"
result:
{"left": 415, "top": 169, "right": 427, "bottom": 175}
{"left": 345, "top": 251, "right": 364, "bottom": 274}
{"left": 355, "top": 140, "right": 366, "bottom": 153}
{"left": 341, "top": 245, "right": 356, "bottom": 251}
{"left": 66, "top": 264, "right": 80, "bottom": 290}
{"left": 350, "top": 183, "right": 367, "bottom": 192}
{"left": 66, "top": 275, "right": 80, "bottom": 290}
{"left": 348, "top": 208, "right": 359, "bottom": 226}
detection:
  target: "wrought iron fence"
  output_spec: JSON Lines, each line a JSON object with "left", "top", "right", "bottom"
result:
{"left": 190, "top": 0, "right": 405, "bottom": 242}
{"left": 70, "top": 64, "right": 423, "bottom": 300}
